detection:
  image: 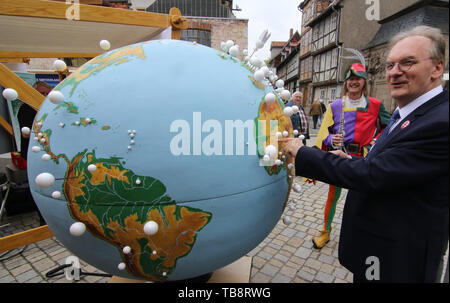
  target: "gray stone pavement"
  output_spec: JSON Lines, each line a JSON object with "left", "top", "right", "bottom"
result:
{"left": 0, "top": 177, "right": 351, "bottom": 284}
{"left": 0, "top": 119, "right": 447, "bottom": 283}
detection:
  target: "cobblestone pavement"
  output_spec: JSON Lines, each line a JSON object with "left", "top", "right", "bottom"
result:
{"left": 0, "top": 181, "right": 351, "bottom": 283}
{"left": 0, "top": 120, "right": 447, "bottom": 283}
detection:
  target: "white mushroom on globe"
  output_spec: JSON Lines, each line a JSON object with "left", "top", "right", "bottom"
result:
{"left": 264, "top": 92, "right": 276, "bottom": 104}
{"left": 35, "top": 172, "right": 55, "bottom": 188}
{"left": 48, "top": 90, "right": 65, "bottom": 105}
{"left": 99, "top": 39, "right": 111, "bottom": 51}
{"left": 143, "top": 220, "right": 159, "bottom": 236}
{"left": 21, "top": 127, "right": 31, "bottom": 137}
{"left": 69, "top": 222, "right": 86, "bottom": 236}
{"left": 53, "top": 59, "right": 67, "bottom": 72}
{"left": 2, "top": 88, "right": 18, "bottom": 101}
{"left": 52, "top": 191, "right": 62, "bottom": 199}
{"left": 41, "top": 154, "right": 51, "bottom": 161}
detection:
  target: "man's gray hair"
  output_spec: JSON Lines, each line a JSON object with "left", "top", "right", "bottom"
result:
{"left": 389, "top": 25, "right": 445, "bottom": 62}
{"left": 292, "top": 91, "right": 303, "bottom": 97}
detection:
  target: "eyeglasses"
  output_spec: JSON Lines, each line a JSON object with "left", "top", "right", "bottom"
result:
{"left": 385, "top": 57, "right": 433, "bottom": 72}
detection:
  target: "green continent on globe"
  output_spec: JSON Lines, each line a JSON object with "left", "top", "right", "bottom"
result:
{"left": 64, "top": 150, "right": 212, "bottom": 281}
{"left": 254, "top": 95, "right": 294, "bottom": 176}
{"left": 33, "top": 112, "right": 211, "bottom": 281}
{"left": 56, "top": 45, "right": 147, "bottom": 97}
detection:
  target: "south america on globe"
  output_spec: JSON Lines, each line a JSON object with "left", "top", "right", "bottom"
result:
{"left": 27, "top": 39, "right": 295, "bottom": 281}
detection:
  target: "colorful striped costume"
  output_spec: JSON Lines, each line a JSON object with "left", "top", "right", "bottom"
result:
{"left": 315, "top": 96, "right": 391, "bottom": 233}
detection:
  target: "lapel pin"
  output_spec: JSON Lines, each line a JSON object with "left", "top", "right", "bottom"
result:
{"left": 401, "top": 120, "right": 410, "bottom": 129}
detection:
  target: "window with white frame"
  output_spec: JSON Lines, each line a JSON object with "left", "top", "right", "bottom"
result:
{"left": 313, "top": 47, "right": 338, "bottom": 83}
{"left": 311, "top": 12, "right": 338, "bottom": 53}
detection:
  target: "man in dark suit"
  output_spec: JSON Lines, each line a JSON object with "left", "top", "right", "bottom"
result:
{"left": 283, "top": 25, "right": 448, "bottom": 282}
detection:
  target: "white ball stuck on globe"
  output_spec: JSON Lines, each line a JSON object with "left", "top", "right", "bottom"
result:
{"left": 229, "top": 45, "right": 239, "bottom": 57}
{"left": 41, "top": 154, "right": 51, "bottom": 161}
{"left": 292, "top": 106, "right": 299, "bottom": 114}
{"left": 35, "top": 172, "right": 55, "bottom": 188}
{"left": 118, "top": 263, "right": 126, "bottom": 270}
{"left": 21, "top": 127, "right": 31, "bottom": 136}
{"left": 2, "top": 88, "right": 18, "bottom": 101}
{"left": 123, "top": 246, "right": 131, "bottom": 254}
{"left": 283, "top": 107, "right": 293, "bottom": 117}
{"left": 283, "top": 131, "right": 289, "bottom": 137}
{"left": 293, "top": 130, "right": 299, "bottom": 136}
{"left": 264, "top": 92, "right": 276, "bottom": 104}
{"left": 48, "top": 90, "right": 65, "bottom": 104}
{"left": 264, "top": 145, "right": 278, "bottom": 158}
{"left": 249, "top": 57, "right": 263, "bottom": 68}
{"left": 52, "top": 191, "right": 62, "bottom": 199}
{"left": 281, "top": 90, "right": 291, "bottom": 101}
{"left": 253, "top": 70, "right": 265, "bottom": 82}
{"left": 275, "top": 79, "right": 285, "bottom": 89}
{"left": 260, "top": 66, "right": 270, "bottom": 77}
{"left": 299, "top": 135, "right": 305, "bottom": 140}
{"left": 88, "top": 164, "right": 97, "bottom": 172}
{"left": 53, "top": 59, "right": 67, "bottom": 72}
{"left": 100, "top": 39, "right": 111, "bottom": 51}
{"left": 31, "top": 146, "right": 41, "bottom": 153}
{"left": 225, "top": 40, "right": 234, "bottom": 50}
{"left": 70, "top": 222, "right": 86, "bottom": 236}
{"left": 143, "top": 221, "right": 159, "bottom": 236}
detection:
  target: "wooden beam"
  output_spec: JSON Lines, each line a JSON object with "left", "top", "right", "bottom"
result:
{"left": 50, "top": 0, "right": 103, "bottom": 5}
{"left": 169, "top": 7, "right": 188, "bottom": 40}
{"left": 0, "top": 115, "right": 13, "bottom": 135}
{"left": 0, "top": 58, "right": 30, "bottom": 63}
{"left": 0, "top": 63, "right": 44, "bottom": 111}
{"left": 0, "top": 225, "right": 53, "bottom": 253}
{"left": 0, "top": 51, "right": 100, "bottom": 59}
{"left": 0, "top": 0, "right": 170, "bottom": 28}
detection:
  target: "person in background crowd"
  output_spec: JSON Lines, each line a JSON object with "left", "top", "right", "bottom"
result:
{"left": 311, "top": 63, "right": 390, "bottom": 249}
{"left": 285, "top": 91, "right": 309, "bottom": 145}
{"left": 310, "top": 99, "right": 323, "bottom": 129}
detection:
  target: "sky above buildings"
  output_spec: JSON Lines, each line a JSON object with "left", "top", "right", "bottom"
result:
{"left": 233, "top": 0, "right": 302, "bottom": 61}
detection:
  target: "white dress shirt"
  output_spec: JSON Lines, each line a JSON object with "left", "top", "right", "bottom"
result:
{"left": 389, "top": 85, "right": 444, "bottom": 133}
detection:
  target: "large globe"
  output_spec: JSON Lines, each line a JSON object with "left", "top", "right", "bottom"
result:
{"left": 27, "top": 39, "right": 294, "bottom": 281}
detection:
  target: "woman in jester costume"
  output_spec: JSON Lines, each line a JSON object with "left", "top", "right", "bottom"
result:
{"left": 312, "top": 63, "right": 391, "bottom": 249}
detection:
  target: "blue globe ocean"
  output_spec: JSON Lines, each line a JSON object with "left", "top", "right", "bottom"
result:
{"left": 27, "top": 39, "right": 294, "bottom": 281}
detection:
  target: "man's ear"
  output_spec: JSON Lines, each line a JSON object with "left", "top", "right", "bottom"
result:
{"left": 431, "top": 60, "right": 444, "bottom": 81}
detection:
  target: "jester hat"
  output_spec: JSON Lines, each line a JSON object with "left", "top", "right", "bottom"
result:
{"left": 345, "top": 63, "right": 367, "bottom": 80}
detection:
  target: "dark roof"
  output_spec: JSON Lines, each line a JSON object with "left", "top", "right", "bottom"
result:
{"left": 298, "top": 0, "right": 311, "bottom": 10}
{"left": 363, "top": 1, "right": 449, "bottom": 50}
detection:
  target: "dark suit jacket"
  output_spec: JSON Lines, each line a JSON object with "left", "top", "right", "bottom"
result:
{"left": 295, "top": 90, "right": 449, "bottom": 282}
